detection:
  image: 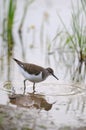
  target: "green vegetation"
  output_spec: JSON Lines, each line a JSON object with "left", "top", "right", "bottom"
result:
{"left": 0, "top": 114, "right": 4, "bottom": 125}
{"left": 56, "top": 0, "right": 86, "bottom": 60}
{"left": 0, "top": 0, "right": 86, "bottom": 82}
{"left": 7, "top": 0, "right": 16, "bottom": 80}
{"left": 18, "top": 0, "right": 35, "bottom": 59}
{"left": 0, "top": 0, "right": 35, "bottom": 80}
{"left": 7, "top": 0, "right": 16, "bottom": 59}
{"left": 54, "top": 0, "right": 86, "bottom": 81}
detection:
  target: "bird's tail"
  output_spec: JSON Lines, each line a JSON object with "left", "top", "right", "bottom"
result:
{"left": 13, "top": 58, "right": 23, "bottom": 66}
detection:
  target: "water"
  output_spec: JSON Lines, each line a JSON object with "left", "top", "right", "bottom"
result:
{"left": 0, "top": 0, "right": 86, "bottom": 129}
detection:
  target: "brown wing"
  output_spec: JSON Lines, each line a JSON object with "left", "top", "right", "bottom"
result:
{"left": 23, "top": 63, "right": 44, "bottom": 75}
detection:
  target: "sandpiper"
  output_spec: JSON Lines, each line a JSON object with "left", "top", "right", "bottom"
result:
{"left": 13, "top": 58, "right": 59, "bottom": 94}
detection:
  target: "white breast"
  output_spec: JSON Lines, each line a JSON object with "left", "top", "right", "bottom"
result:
{"left": 19, "top": 66, "right": 43, "bottom": 83}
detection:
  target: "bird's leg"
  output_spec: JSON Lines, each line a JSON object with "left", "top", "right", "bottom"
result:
{"left": 23, "top": 79, "right": 27, "bottom": 95}
{"left": 33, "top": 82, "right": 36, "bottom": 93}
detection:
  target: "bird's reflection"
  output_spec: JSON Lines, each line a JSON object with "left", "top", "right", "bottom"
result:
{"left": 9, "top": 93, "right": 53, "bottom": 111}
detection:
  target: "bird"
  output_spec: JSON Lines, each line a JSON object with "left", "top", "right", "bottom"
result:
{"left": 13, "top": 58, "right": 59, "bottom": 94}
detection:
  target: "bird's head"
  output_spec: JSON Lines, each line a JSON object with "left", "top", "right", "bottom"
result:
{"left": 46, "top": 67, "right": 59, "bottom": 80}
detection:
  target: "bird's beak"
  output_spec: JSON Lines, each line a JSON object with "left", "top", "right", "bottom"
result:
{"left": 52, "top": 74, "right": 59, "bottom": 80}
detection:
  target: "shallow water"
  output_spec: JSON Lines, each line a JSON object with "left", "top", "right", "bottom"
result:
{"left": 0, "top": 0, "right": 86, "bottom": 129}
{"left": 0, "top": 80, "right": 86, "bottom": 129}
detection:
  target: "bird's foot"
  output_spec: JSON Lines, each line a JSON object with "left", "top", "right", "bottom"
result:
{"left": 23, "top": 90, "right": 26, "bottom": 95}
{"left": 32, "top": 89, "right": 36, "bottom": 94}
